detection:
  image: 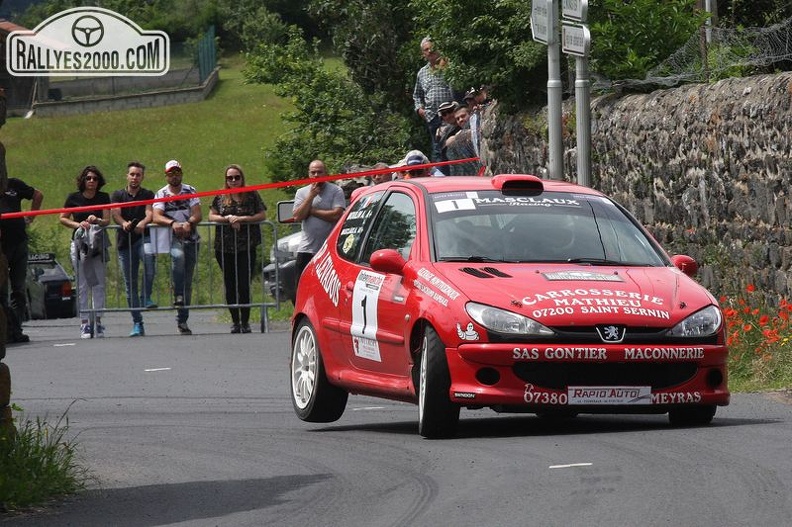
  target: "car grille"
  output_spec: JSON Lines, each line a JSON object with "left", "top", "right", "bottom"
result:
{"left": 487, "top": 326, "right": 719, "bottom": 346}
{"left": 512, "top": 362, "right": 699, "bottom": 390}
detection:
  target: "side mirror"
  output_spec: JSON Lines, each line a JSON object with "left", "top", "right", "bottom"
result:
{"left": 370, "top": 249, "right": 406, "bottom": 275}
{"left": 671, "top": 254, "right": 698, "bottom": 277}
{"left": 277, "top": 201, "right": 296, "bottom": 223}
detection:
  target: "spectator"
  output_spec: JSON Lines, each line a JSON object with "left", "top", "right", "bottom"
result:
{"left": 152, "top": 160, "right": 202, "bottom": 336}
{"left": 436, "top": 101, "right": 461, "bottom": 175}
{"left": 208, "top": 164, "right": 267, "bottom": 334}
{"left": 413, "top": 37, "right": 455, "bottom": 164}
{"left": 400, "top": 150, "right": 444, "bottom": 178}
{"left": 59, "top": 166, "right": 111, "bottom": 339}
{"left": 370, "top": 162, "right": 392, "bottom": 185}
{"left": 0, "top": 177, "right": 43, "bottom": 343}
{"left": 446, "top": 105, "right": 483, "bottom": 176}
{"left": 111, "top": 161, "right": 156, "bottom": 338}
{"left": 292, "top": 160, "right": 345, "bottom": 291}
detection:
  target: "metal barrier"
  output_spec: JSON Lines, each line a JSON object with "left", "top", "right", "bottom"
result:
{"left": 73, "top": 220, "right": 287, "bottom": 333}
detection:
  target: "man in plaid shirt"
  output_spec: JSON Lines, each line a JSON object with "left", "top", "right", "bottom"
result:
{"left": 413, "top": 37, "right": 455, "bottom": 164}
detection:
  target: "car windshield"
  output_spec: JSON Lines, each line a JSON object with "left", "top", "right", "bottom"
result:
{"left": 430, "top": 190, "right": 667, "bottom": 265}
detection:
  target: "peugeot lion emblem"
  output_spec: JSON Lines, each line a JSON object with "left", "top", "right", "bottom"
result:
{"left": 596, "top": 325, "right": 626, "bottom": 343}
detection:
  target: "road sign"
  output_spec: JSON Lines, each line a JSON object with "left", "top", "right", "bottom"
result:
{"left": 531, "top": 0, "right": 553, "bottom": 45}
{"left": 562, "top": 0, "right": 588, "bottom": 23}
{"left": 562, "top": 23, "right": 590, "bottom": 57}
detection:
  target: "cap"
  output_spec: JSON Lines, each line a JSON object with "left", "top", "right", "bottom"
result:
{"left": 165, "top": 159, "right": 182, "bottom": 173}
{"left": 464, "top": 87, "right": 478, "bottom": 100}
{"left": 438, "top": 101, "right": 458, "bottom": 113}
{"left": 403, "top": 150, "right": 429, "bottom": 166}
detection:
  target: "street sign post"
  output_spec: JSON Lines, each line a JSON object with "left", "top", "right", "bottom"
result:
{"left": 531, "top": 0, "right": 563, "bottom": 180}
{"left": 561, "top": 23, "right": 591, "bottom": 57}
{"left": 562, "top": 0, "right": 588, "bottom": 22}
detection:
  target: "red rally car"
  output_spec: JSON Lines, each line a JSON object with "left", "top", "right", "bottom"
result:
{"left": 289, "top": 174, "right": 729, "bottom": 438}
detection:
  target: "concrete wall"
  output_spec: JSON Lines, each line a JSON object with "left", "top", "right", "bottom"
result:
{"left": 31, "top": 67, "right": 219, "bottom": 117}
{"left": 480, "top": 72, "right": 792, "bottom": 306}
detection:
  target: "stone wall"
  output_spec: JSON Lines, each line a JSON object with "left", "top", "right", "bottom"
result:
{"left": 480, "top": 72, "right": 792, "bottom": 306}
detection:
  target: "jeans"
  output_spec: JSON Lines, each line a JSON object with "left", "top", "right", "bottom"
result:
{"left": 427, "top": 114, "right": 443, "bottom": 163}
{"left": 170, "top": 238, "right": 198, "bottom": 324}
{"left": 117, "top": 237, "right": 156, "bottom": 324}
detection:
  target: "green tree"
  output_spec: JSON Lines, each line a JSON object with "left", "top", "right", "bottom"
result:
{"left": 243, "top": 27, "right": 413, "bottom": 187}
{"left": 589, "top": 0, "right": 707, "bottom": 81}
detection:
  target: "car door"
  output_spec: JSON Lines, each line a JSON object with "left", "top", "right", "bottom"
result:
{"left": 336, "top": 191, "right": 418, "bottom": 378}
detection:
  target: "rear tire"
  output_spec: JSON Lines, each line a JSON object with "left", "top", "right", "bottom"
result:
{"left": 290, "top": 319, "right": 348, "bottom": 423}
{"left": 668, "top": 405, "right": 716, "bottom": 426}
{"left": 418, "top": 326, "right": 460, "bottom": 439}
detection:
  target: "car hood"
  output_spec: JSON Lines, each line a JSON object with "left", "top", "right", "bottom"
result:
{"left": 432, "top": 263, "right": 716, "bottom": 326}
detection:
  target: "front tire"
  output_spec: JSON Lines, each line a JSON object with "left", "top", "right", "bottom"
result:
{"left": 668, "top": 405, "right": 716, "bottom": 426}
{"left": 290, "top": 319, "right": 348, "bottom": 422}
{"left": 418, "top": 326, "right": 460, "bottom": 439}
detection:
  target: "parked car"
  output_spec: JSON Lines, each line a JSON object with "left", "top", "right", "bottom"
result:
{"left": 289, "top": 174, "right": 730, "bottom": 438}
{"left": 263, "top": 230, "right": 301, "bottom": 304}
{"left": 25, "top": 253, "right": 76, "bottom": 320}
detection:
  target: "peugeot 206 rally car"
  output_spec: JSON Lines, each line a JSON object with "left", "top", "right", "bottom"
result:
{"left": 289, "top": 174, "right": 729, "bottom": 438}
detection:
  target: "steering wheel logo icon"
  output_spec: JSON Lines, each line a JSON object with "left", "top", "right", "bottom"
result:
{"left": 71, "top": 15, "right": 104, "bottom": 47}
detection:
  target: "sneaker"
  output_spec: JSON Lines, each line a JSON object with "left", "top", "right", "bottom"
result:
{"left": 173, "top": 295, "right": 185, "bottom": 307}
{"left": 80, "top": 324, "right": 92, "bottom": 339}
{"left": 177, "top": 322, "right": 192, "bottom": 335}
{"left": 10, "top": 332, "right": 30, "bottom": 343}
{"left": 95, "top": 324, "right": 105, "bottom": 338}
{"left": 129, "top": 322, "right": 144, "bottom": 337}
{"left": 230, "top": 324, "right": 241, "bottom": 334}
{"left": 145, "top": 298, "right": 158, "bottom": 309}
{"left": 240, "top": 323, "right": 252, "bottom": 334}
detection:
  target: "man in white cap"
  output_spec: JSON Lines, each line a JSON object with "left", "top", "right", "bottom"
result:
{"left": 152, "top": 159, "right": 202, "bottom": 335}
{"left": 401, "top": 150, "right": 444, "bottom": 178}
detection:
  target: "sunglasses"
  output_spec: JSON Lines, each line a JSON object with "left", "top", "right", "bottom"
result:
{"left": 166, "top": 170, "right": 182, "bottom": 176}
{"left": 226, "top": 175, "right": 242, "bottom": 182}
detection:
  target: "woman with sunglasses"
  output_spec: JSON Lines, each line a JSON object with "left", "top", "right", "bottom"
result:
{"left": 208, "top": 164, "right": 267, "bottom": 333}
{"left": 59, "top": 165, "right": 111, "bottom": 339}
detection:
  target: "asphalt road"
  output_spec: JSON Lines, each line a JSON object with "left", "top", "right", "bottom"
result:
{"left": 2, "top": 311, "right": 792, "bottom": 527}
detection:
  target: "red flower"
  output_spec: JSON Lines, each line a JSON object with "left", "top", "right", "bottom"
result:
{"left": 746, "top": 284, "right": 756, "bottom": 292}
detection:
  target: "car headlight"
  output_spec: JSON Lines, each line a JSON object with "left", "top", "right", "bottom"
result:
{"left": 466, "top": 302, "right": 554, "bottom": 336}
{"left": 667, "top": 305, "right": 722, "bottom": 337}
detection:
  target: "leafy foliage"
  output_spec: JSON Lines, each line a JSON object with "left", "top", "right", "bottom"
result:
{"left": 409, "top": 0, "right": 548, "bottom": 112}
{"left": 588, "top": 0, "right": 708, "bottom": 81}
{"left": 243, "top": 27, "right": 413, "bottom": 188}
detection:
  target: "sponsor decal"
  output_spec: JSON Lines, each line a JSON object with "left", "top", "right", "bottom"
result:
{"left": 651, "top": 391, "right": 702, "bottom": 404}
{"left": 543, "top": 271, "right": 624, "bottom": 282}
{"left": 523, "top": 287, "right": 670, "bottom": 320}
{"left": 623, "top": 347, "right": 704, "bottom": 360}
{"left": 417, "top": 268, "right": 460, "bottom": 300}
{"left": 523, "top": 384, "right": 568, "bottom": 404}
{"left": 413, "top": 280, "right": 448, "bottom": 306}
{"left": 7, "top": 7, "right": 169, "bottom": 77}
{"left": 314, "top": 244, "right": 341, "bottom": 307}
{"left": 513, "top": 347, "right": 607, "bottom": 361}
{"left": 456, "top": 322, "right": 480, "bottom": 341}
{"left": 453, "top": 392, "right": 477, "bottom": 399}
{"left": 342, "top": 234, "right": 355, "bottom": 254}
{"left": 352, "top": 336, "right": 381, "bottom": 362}
{"left": 340, "top": 226, "right": 363, "bottom": 236}
{"left": 568, "top": 386, "right": 652, "bottom": 405}
{"left": 474, "top": 197, "right": 581, "bottom": 207}
{"left": 346, "top": 209, "right": 374, "bottom": 221}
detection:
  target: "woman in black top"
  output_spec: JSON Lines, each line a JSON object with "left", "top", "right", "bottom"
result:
{"left": 59, "top": 165, "right": 111, "bottom": 339}
{"left": 208, "top": 164, "right": 267, "bottom": 333}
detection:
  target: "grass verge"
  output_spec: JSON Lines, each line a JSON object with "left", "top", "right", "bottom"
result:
{"left": 0, "top": 403, "right": 89, "bottom": 512}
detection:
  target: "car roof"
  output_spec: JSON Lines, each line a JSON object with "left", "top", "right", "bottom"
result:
{"left": 358, "top": 174, "right": 606, "bottom": 198}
